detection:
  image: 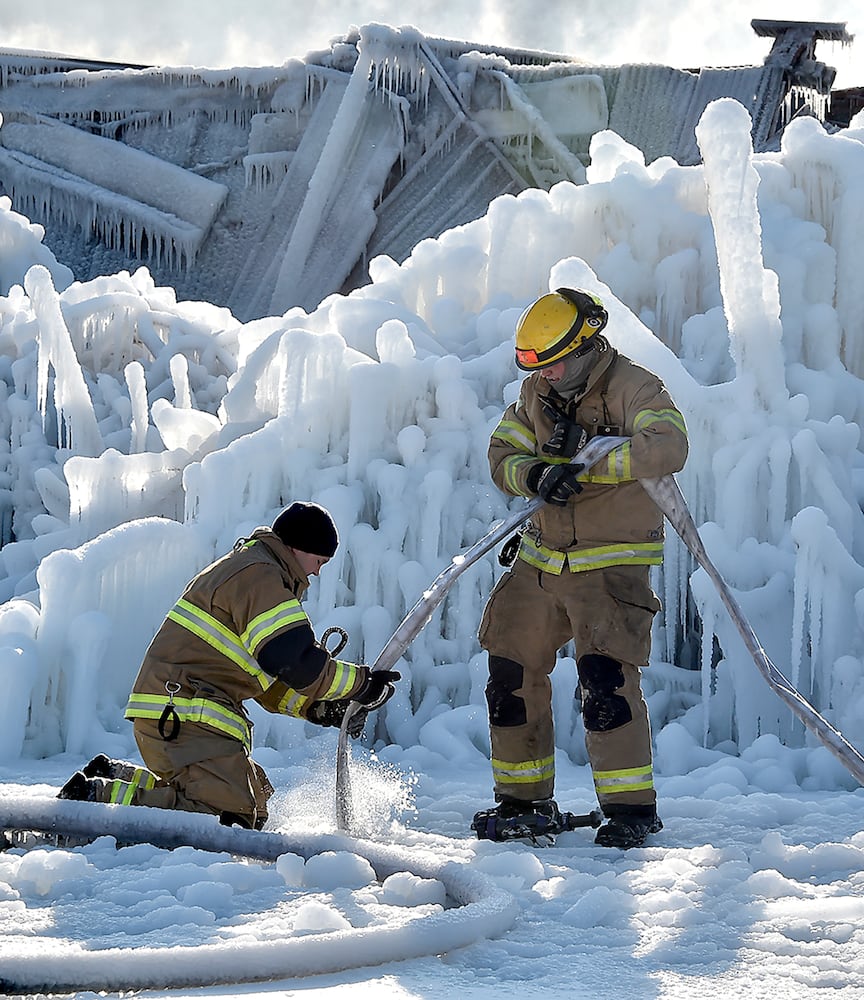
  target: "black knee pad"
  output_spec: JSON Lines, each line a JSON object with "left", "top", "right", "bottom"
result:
{"left": 577, "top": 653, "right": 632, "bottom": 732}
{"left": 485, "top": 655, "right": 527, "bottom": 727}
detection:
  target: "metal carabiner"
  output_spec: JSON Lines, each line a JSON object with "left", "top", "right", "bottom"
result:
{"left": 158, "top": 680, "right": 182, "bottom": 742}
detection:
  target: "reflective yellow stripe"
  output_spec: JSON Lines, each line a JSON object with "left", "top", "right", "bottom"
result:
{"left": 168, "top": 598, "right": 270, "bottom": 691}
{"left": 129, "top": 767, "right": 156, "bottom": 790}
{"left": 634, "top": 407, "right": 687, "bottom": 436}
{"left": 319, "top": 660, "right": 362, "bottom": 700}
{"left": 105, "top": 768, "right": 157, "bottom": 805}
{"left": 492, "top": 418, "right": 536, "bottom": 452}
{"left": 501, "top": 454, "right": 538, "bottom": 495}
{"left": 584, "top": 441, "right": 631, "bottom": 483}
{"left": 243, "top": 599, "right": 307, "bottom": 653}
{"left": 593, "top": 764, "right": 654, "bottom": 795}
{"left": 518, "top": 537, "right": 663, "bottom": 575}
{"left": 272, "top": 687, "right": 309, "bottom": 716}
{"left": 518, "top": 537, "right": 566, "bottom": 574}
{"left": 494, "top": 417, "right": 539, "bottom": 495}
{"left": 107, "top": 779, "right": 136, "bottom": 805}
{"left": 491, "top": 754, "right": 555, "bottom": 784}
{"left": 565, "top": 541, "right": 663, "bottom": 571}
{"left": 125, "top": 693, "right": 252, "bottom": 750}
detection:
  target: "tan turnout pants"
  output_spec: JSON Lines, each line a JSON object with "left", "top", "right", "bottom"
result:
{"left": 90, "top": 718, "right": 273, "bottom": 829}
{"left": 479, "top": 558, "right": 659, "bottom": 812}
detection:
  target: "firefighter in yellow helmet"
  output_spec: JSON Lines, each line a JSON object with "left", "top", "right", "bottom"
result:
{"left": 474, "top": 288, "right": 688, "bottom": 848}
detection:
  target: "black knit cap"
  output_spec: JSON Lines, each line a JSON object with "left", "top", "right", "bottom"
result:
{"left": 271, "top": 502, "right": 339, "bottom": 557}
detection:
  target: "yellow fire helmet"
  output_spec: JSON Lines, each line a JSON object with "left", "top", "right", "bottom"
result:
{"left": 514, "top": 287, "right": 608, "bottom": 371}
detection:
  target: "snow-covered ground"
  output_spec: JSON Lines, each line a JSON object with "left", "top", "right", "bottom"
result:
{"left": 1, "top": 54, "right": 864, "bottom": 997}
{"left": 3, "top": 740, "right": 864, "bottom": 997}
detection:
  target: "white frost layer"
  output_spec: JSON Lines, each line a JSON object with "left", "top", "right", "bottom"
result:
{"left": 0, "top": 791, "right": 518, "bottom": 992}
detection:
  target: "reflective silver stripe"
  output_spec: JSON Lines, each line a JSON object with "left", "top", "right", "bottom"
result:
{"left": 612, "top": 443, "right": 630, "bottom": 480}
{"left": 272, "top": 687, "right": 309, "bottom": 716}
{"left": 108, "top": 780, "right": 136, "bottom": 806}
{"left": 133, "top": 768, "right": 157, "bottom": 790}
{"left": 168, "top": 598, "right": 269, "bottom": 691}
{"left": 491, "top": 754, "right": 555, "bottom": 784}
{"left": 593, "top": 765, "right": 654, "bottom": 795}
{"left": 494, "top": 413, "right": 540, "bottom": 496}
{"left": 518, "top": 537, "right": 664, "bottom": 574}
{"left": 580, "top": 441, "right": 633, "bottom": 486}
{"left": 125, "top": 693, "right": 251, "bottom": 750}
{"left": 319, "top": 660, "right": 362, "bottom": 700}
{"left": 518, "top": 537, "right": 566, "bottom": 574}
{"left": 634, "top": 407, "right": 687, "bottom": 436}
{"left": 492, "top": 418, "right": 536, "bottom": 452}
{"left": 502, "top": 454, "right": 538, "bottom": 495}
{"left": 106, "top": 770, "right": 156, "bottom": 804}
{"left": 243, "top": 599, "right": 308, "bottom": 653}
{"left": 586, "top": 442, "right": 631, "bottom": 483}
{"left": 125, "top": 694, "right": 175, "bottom": 716}
{"left": 565, "top": 542, "right": 663, "bottom": 571}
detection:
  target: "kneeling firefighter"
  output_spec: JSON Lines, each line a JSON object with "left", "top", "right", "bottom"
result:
{"left": 58, "top": 502, "right": 399, "bottom": 830}
{"left": 474, "top": 288, "right": 688, "bottom": 848}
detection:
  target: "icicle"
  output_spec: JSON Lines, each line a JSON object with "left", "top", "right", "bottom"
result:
{"left": 25, "top": 265, "right": 103, "bottom": 459}
{"left": 170, "top": 354, "right": 192, "bottom": 409}
{"left": 695, "top": 99, "right": 789, "bottom": 413}
{"left": 125, "top": 361, "right": 149, "bottom": 454}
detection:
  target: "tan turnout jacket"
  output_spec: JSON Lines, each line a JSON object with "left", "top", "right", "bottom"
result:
{"left": 125, "top": 528, "right": 366, "bottom": 750}
{"left": 489, "top": 346, "right": 689, "bottom": 573}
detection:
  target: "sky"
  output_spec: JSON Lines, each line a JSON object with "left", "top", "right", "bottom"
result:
{"left": 2, "top": 21, "right": 864, "bottom": 1000}
{"left": 0, "top": 0, "right": 860, "bottom": 89}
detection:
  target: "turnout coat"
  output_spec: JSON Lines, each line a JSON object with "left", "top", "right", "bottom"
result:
{"left": 488, "top": 345, "right": 689, "bottom": 575}
{"left": 125, "top": 527, "right": 367, "bottom": 751}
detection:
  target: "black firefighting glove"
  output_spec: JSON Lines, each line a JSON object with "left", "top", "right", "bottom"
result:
{"left": 354, "top": 669, "right": 401, "bottom": 710}
{"left": 542, "top": 417, "right": 588, "bottom": 458}
{"left": 528, "top": 462, "right": 585, "bottom": 506}
{"left": 307, "top": 699, "right": 367, "bottom": 739}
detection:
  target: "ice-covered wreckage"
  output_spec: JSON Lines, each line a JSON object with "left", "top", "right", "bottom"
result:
{"left": 0, "top": 19, "right": 854, "bottom": 321}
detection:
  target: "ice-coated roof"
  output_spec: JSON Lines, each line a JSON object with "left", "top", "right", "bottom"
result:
{"left": 0, "top": 19, "right": 853, "bottom": 320}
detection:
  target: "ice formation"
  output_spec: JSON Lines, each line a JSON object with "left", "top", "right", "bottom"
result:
{"left": 0, "top": 87, "right": 864, "bottom": 776}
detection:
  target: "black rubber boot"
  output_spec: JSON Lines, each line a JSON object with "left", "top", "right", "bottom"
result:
{"left": 82, "top": 754, "right": 139, "bottom": 781}
{"left": 57, "top": 771, "right": 100, "bottom": 802}
{"left": 595, "top": 805, "right": 662, "bottom": 848}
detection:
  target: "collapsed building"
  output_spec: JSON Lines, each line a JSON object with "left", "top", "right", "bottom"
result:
{"left": 0, "top": 18, "right": 856, "bottom": 321}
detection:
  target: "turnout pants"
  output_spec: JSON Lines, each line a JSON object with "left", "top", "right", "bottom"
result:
{"left": 90, "top": 719, "right": 273, "bottom": 830}
{"left": 478, "top": 558, "right": 660, "bottom": 813}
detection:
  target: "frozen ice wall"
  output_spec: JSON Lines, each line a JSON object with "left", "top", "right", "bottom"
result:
{"left": 1, "top": 99, "right": 864, "bottom": 774}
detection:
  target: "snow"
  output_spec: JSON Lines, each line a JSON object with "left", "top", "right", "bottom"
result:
{"left": 2, "top": 30, "right": 864, "bottom": 996}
